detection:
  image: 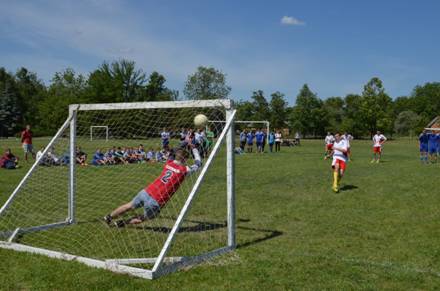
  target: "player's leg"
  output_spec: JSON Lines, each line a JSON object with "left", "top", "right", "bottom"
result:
{"left": 332, "top": 161, "right": 339, "bottom": 192}
{"left": 104, "top": 189, "right": 146, "bottom": 224}
{"left": 115, "top": 191, "right": 160, "bottom": 227}
{"left": 23, "top": 144, "right": 28, "bottom": 162}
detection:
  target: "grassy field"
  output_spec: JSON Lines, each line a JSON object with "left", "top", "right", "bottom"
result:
{"left": 1, "top": 137, "right": 440, "bottom": 290}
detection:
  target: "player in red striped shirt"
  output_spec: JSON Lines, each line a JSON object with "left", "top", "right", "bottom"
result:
{"left": 104, "top": 147, "right": 202, "bottom": 227}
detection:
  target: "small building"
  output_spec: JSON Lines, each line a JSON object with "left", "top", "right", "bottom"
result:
{"left": 426, "top": 116, "right": 440, "bottom": 131}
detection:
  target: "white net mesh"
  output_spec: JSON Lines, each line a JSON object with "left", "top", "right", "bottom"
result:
{"left": 0, "top": 101, "right": 232, "bottom": 273}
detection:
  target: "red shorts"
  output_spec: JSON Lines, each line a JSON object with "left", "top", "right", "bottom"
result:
{"left": 332, "top": 159, "right": 346, "bottom": 170}
{"left": 373, "top": 146, "right": 381, "bottom": 153}
{"left": 326, "top": 144, "right": 333, "bottom": 150}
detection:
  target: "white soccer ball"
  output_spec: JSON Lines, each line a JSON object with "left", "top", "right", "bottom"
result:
{"left": 194, "top": 114, "right": 208, "bottom": 127}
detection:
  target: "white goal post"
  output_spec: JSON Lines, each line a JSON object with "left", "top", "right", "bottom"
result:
{"left": 0, "top": 99, "right": 236, "bottom": 280}
{"left": 90, "top": 125, "right": 109, "bottom": 141}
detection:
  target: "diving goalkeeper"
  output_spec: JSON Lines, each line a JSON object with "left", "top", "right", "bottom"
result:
{"left": 104, "top": 147, "right": 202, "bottom": 227}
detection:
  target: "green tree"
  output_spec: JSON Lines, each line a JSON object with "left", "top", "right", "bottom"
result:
{"left": 360, "top": 77, "right": 393, "bottom": 135}
{"left": 184, "top": 66, "right": 231, "bottom": 100}
{"left": 0, "top": 84, "right": 20, "bottom": 137}
{"left": 341, "top": 94, "right": 364, "bottom": 137}
{"left": 323, "top": 97, "right": 344, "bottom": 132}
{"left": 235, "top": 100, "right": 255, "bottom": 122}
{"left": 86, "top": 60, "right": 146, "bottom": 103}
{"left": 251, "top": 90, "right": 270, "bottom": 121}
{"left": 291, "top": 84, "right": 326, "bottom": 136}
{"left": 269, "top": 91, "right": 288, "bottom": 129}
{"left": 394, "top": 110, "right": 421, "bottom": 136}
{"left": 143, "top": 72, "right": 177, "bottom": 101}
{"left": 38, "top": 69, "right": 87, "bottom": 134}
{"left": 410, "top": 82, "right": 440, "bottom": 124}
{"left": 15, "top": 67, "right": 46, "bottom": 128}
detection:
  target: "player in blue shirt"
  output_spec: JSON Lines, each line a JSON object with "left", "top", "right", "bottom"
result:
{"left": 268, "top": 131, "right": 275, "bottom": 152}
{"left": 161, "top": 128, "right": 170, "bottom": 149}
{"left": 437, "top": 133, "right": 440, "bottom": 158}
{"left": 239, "top": 129, "right": 247, "bottom": 151}
{"left": 419, "top": 130, "right": 428, "bottom": 164}
{"left": 428, "top": 131, "right": 438, "bottom": 163}
{"left": 246, "top": 130, "right": 254, "bottom": 153}
{"left": 92, "top": 149, "right": 106, "bottom": 166}
{"left": 255, "top": 129, "right": 265, "bottom": 153}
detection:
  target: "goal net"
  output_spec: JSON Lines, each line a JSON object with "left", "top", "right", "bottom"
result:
{"left": 0, "top": 99, "right": 236, "bottom": 279}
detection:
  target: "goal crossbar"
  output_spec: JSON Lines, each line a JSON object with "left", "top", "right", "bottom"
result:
{"left": 0, "top": 99, "right": 236, "bottom": 280}
{"left": 208, "top": 120, "right": 270, "bottom": 144}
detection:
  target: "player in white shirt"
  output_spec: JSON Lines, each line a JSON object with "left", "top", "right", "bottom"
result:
{"left": 343, "top": 132, "right": 353, "bottom": 161}
{"left": 324, "top": 132, "right": 335, "bottom": 160}
{"left": 331, "top": 132, "right": 348, "bottom": 193}
{"left": 371, "top": 131, "right": 387, "bottom": 163}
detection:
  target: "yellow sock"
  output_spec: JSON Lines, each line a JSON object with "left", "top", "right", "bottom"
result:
{"left": 337, "top": 173, "right": 342, "bottom": 185}
{"left": 333, "top": 171, "right": 338, "bottom": 188}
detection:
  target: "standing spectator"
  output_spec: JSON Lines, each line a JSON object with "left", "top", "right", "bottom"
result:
{"left": 161, "top": 128, "right": 170, "bottom": 149}
{"left": 262, "top": 129, "right": 267, "bottom": 152}
{"left": 239, "top": 129, "right": 247, "bottom": 151}
{"left": 275, "top": 130, "right": 282, "bottom": 152}
{"left": 21, "top": 124, "right": 35, "bottom": 161}
{"left": 294, "top": 131, "right": 301, "bottom": 146}
{"left": 268, "top": 131, "right": 275, "bottom": 153}
{"left": 0, "top": 148, "right": 19, "bottom": 169}
{"left": 419, "top": 130, "right": 429, "bottom": 164}
{"left": 255, "top": 128, "right": 265, "bottom": 153}
{"left": 246, "top": 130, "right": 254, "bottom": 153}
{"left": 205, "top": 126, "right": 215, "bottom": 154}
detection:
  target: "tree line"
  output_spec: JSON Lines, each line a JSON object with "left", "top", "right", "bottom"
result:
{"left": 1, "top": 59, "right": 439, "bottom": 138}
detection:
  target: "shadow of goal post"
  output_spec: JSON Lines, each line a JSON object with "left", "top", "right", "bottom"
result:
{"left": 0, "top": 99, "right": 236, "bottom": 280}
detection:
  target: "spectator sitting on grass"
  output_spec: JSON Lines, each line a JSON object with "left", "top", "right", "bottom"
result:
{"left": 75, "top": 146, "right": 88, "bottom": 166}
{"left": 104, "top": 148, "right": 116, "bottom": 165}
{"left": 92, "top": 149, "right": 106, "bottom": 166}
{"left": 0, "top": 148, "right": 19, "bottom": 169}
{"left": 146, "top": 148, "right": 155, "bottom": 162}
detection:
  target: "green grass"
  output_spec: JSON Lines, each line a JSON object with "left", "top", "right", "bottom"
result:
{"left": 1, "top": 137, "right": 440, "bottom": 290}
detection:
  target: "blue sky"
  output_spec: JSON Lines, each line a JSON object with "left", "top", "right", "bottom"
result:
{"left": 1, "top": 0, "right": 439, "bottom": 104}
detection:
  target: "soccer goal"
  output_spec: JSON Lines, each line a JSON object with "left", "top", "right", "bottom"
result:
{"left": 0, "top": 99, "right": 236, "bottom": 279}
{"left": 90, "top": 125, "right": 109, "bottom": 141}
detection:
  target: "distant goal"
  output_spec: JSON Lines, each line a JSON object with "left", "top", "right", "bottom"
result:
{"left": 90, "top": 125, "right": 109, "bottom": 141}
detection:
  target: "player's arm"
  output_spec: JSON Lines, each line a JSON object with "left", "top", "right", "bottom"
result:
{"left": 186, "top": 148, "right": 202, "bottom": 175}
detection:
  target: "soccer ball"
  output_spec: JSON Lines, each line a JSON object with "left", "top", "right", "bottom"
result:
{"left": 194, "top": 114, "right": 208, "bottom": 127}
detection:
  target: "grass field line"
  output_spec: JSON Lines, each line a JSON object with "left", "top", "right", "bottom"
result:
{"left": 295, "top": 251, "right": 440, "bottom": 278}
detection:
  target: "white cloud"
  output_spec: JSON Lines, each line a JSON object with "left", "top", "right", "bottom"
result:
{"left": 280, "top": 16, "right": 305, "bottom": 26}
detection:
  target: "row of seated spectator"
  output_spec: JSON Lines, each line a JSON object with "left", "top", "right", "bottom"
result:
{"left": 91, "top": 145, "right": 170, "bottom": 166}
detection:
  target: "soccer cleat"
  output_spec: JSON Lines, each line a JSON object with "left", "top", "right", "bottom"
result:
{"left": 332, "top": 186, "right": 339, "bottom": 193}
{"left": 114, "top": 220, "right": 127, "bottom": 228}
{"left": 376, "top": 159, "right": 380, "bottom": 163}
{"left": 370, "top": 159, "right": 375, "bottom": 163}
{"left": 103, "top": 214, "right": 112, "bottom": 225}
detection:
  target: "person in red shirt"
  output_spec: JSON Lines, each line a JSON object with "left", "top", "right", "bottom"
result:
{"left": 104, "top": 147, "right": 202, "bottom": 227}
{"left": 21, "top": 125, "right": 35, "bottom": 161}
{"left": 0, "top": 148, "right": 19, "bottom": 169}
